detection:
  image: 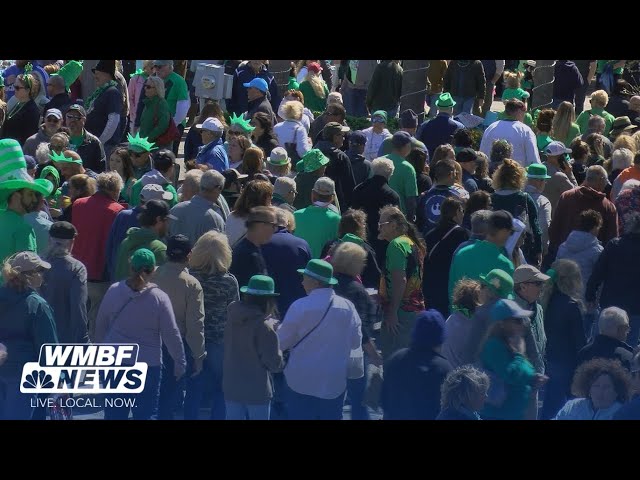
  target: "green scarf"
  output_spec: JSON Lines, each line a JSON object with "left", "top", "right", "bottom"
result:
{"left": 86, "top": 80, "right": 117, "bottom": 111}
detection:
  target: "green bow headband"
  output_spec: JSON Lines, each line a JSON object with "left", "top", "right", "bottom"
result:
{"left": 49, "top": 150, "right": 82, "bottom": 165}
{"left": 22, "top": 62, "right": 33, "bottom": 90}
{"left": 229, "top": 112, "right": 255, "bottom": 132}
{"left": 127, "top": 132, "right": 156, "bottom": 152}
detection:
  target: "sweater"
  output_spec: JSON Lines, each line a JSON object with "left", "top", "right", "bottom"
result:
{"left": 556, "top": 230, "right": 604, "bottom": 298}
{"left": 168, "top": 195, "right": 226, "bottom": 246}
{"left": 552, "top": 61, "right": 583, "bottom": 104}
{"left": 114, "top": 227, "right": 167, "bottom": 281}
{"left": 94, "top": 281, "right": 186, "bottom": 369}
{"left": 223, "top": 301, "right": 283, "bottom": 404}
{"left": 366, "top": 61, "right": 403, "bottom": 112}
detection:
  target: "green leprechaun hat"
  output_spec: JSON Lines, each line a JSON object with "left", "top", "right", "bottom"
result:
{"left": 127, "top": 132, "right": 156, "bottom": 153}
{"left": 229, "top": 112, "right": 255, "bottom": 132}
{"left": 51, "top": 60, "right": 83, "bottom": 91}
{"left": 0, "top": 139, "right": 53, "bottom": 208}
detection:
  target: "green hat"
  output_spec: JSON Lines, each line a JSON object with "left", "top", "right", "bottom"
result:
{"left": 127, "top": 132, "right": 156, "bottom": 153}
{"left": 53, "top": 60, "right": 83, "bottom": 90}
{"left": 526, "top": 163, "right": 551, "bottom": 179}
{"left": 130, "top": 248, "right": 156, "bottom": 271}
{"left": 371, "top": 110, "right": 388, "bottom": 123}
{"left": 49, "top": 150, "right": 83, "bottom": 165}
{"left": 300, "top": 149, "right": 330, "bottom": 173}
{"left": 340, "top": 233, "right": 364, "bottom": 246}
{"left": 229, "top": 112, "right": 255, "bottom": 133}
{"left": 479, "top": 269, "right": 514, "bottom": 300}
{"left": 240, "top": 275, "right": 280, "bottom": 296}
{"left": 287, "top": 77, "right": 299, "bottom": 91}
{"left": 297, "top": 259, "right": 338, "bottom": 285}
{"left": 0, "top": 139, "right": 53, "bottom": 208}
{"left": 40, "top": 165, "right": 60, "bottom": 190}
{"left": 267, "top": 147, "right": 290, "bottom": 166}
{"left": 435, "top": 92, "right": 456, "bottom": 108}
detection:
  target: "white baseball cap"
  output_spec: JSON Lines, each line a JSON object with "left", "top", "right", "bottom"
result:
{"left": 141, "top": 183, "right": 173, "bottom": 202}
{"left": 196, "top": 117, "right": 224, "bottom": 133}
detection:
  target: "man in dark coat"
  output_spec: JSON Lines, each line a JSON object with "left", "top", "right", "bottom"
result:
{"left": 577, "top": 307, "right": 633, "bottom": 371}
{"left": 316, "top": 122, "right": 356, "bottom": 210}
{"left": 227, "top": 61, "right": 280, "bottom": 117}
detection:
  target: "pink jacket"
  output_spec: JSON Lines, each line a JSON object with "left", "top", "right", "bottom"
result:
{"left": 128, "top": 74, "right": 146, "bottom": 125}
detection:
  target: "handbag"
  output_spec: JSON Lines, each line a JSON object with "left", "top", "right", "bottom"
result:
{"left": 284, "top": 124, "right": 302, "bottom": 166}
{"left": 153, "top": 103, "right": 181, "bottom": 145}
{"left": 282, "top": 298, "right": 333, "bottom": 367}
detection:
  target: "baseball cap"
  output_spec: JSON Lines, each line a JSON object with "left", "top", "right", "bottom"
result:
{"left": 166, "top": 234, "right": 192, "bottom": 260}
{"left": 196, "top": 117, "right": 224, "bottom": 133}
{"left": 67, "top": 104, "right": 86, "bottom": 117}
{"left": 391, "top": 130, "right": 412, "bottom": 148}
{"left": 141, "top": 199, "right": 177, "bottom": 221}
{"left": 323, "top": 122, "right": 350, "bottom": 139}
{"left": 456, "top": 147, "right": 478, "bottom": 163}
{"left": 223, "top": 168, "right": 248, "bottom": 185}
{"left": 349, "top": 131, "right": 367, "bottom": 146}
{"left": 24, "top": 155, "right": 37, "bottom": 170}
{"left": 488, "top": 210, "right": 514, "bottom": 232}
{"left": 490, "top": 299, "right": 533, "bottom": 322}
{"left": 45, "top": 108, "right": 62, "bottom": 120}
{"left": 544, "top": 141, "right": 572, "bottom": 157}
{"left": 513, "top": 264, "right": 551, "bottom": 284}
{"left": 130, "top": 248, "right": 156, "bottom": 271}
{"left": 141, "top": 184, "right": 173, "bottom": 202}
{"left": 312, "top": 177, "right": 336, "bottom": 197}
{"left": 49, "top": 221, "right": 77, "bottom": 240}
{"left": 243, "top": 78, "right": 269, "bottom": 93}
{"left": 9, "top": 251, "right": 51, "bottom": 273}
{"left": 153, "top": 60, "right": 173, "bottom": 67}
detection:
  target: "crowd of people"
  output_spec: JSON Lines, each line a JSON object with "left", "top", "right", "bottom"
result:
{"left": 1, "top": 59, "right": 640, "bottom": 421}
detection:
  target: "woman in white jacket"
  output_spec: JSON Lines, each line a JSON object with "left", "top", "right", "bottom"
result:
{"left": 273, "top": 101, "right": 311, "bottom": 163}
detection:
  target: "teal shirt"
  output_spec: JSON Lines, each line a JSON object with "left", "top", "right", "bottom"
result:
{"left": 0, "top": 209, "right": 37, "bottom": 264}
{"left": 385, "top": 153, "right": 418, "bottom": 215}
{"left": 293, "top": 205, "right": 341, "bottom": 258}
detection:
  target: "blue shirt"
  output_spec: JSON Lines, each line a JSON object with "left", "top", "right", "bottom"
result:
{"left": 195, "top": 138, "right": 229, "bottom": 173}
{"left": 416, "top": 113, "right": 464, "bottom": 159}
{"left": 462, "top": 169, "right": 478, "bottom": 193}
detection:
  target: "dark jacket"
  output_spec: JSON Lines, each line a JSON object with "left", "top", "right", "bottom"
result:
{"left": 351, "top": 175, "right": 400, "bottom": 241}
{"left": 437, "top": 407, "right": 480, "bottom": 420}
{"left": 606, "top": 94, "right": 630, "bottom": 120}
{"left": 544, "top": 291, "right": 586, "bottom": 368}
{"left": 43, "top": 93, "right": 72, "bottom": 119}
{"left": 422, "top": 221, "right": 469, "bottom": 317}
{"left": 317, "top": 139, "right": 356, "bottom": 210}
{"left": 230, "top": 238, "right": 268, "bottom": 291}
{"left": 416, "top": 172, "right": 433, "bottom": 195}
{"left": 347, "top": 149, "right": 371, "bottom": 186}
{"left": 2, "top": 99, "right": 40, "bottom": 146}
{"left": 183, "top": 125, "right": 202, "bottom": 161}
{"left": 74, "top": 128, "right": 106, "bottom": 174}
{"left": 333, "top": 272, "right": 377, "bottom": 345}
{"left": 491, "top": 190, "right": 543, "bottom": 257}
{"left": 366, "top": 61, "right": 403, "bottom": 112}
{"left": 255, "top": 133, "right": 279, "bottom": 158}
{"left": 381, "top": 347, "right": 452, "bottom": 420}
{"left": 552, "top": 61, "right": 584, "bottom": 104}
{"left": 321, "top": 238, "right": 381, "bottom": 289}
{"left": 261, "top": 227, "right": 312, "bottom": 317}
{"left": 40, "top": 254, "right": 89, "bottom": 344}
{"left": 416, "top": 184, "right": 461, "bottom": 235}
{"left": 548, "top": 186, "right": 619, "bottom": 252}
{"left": 577, "top": 334, "right": 633, "bottom": 371}
{"left": 228, "top": 64, "right": 280, "bottom": 116}
{"left": 246, "top": 95, "right": 275, "bottom": 124}
{"left": 613, "top": 396, "right": 640, "bottom": 420}
{"left": 443, "top": 60, "right": 486, "bottom": 100}
{"left": 586, "top": 233, "right": 640, "bottom": 315}
{"left": 416, "top": 113, "right": 465, "bottom": 159}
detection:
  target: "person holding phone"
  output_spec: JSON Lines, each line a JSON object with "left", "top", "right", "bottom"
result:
{"left": 541, "top": 141, "right": 578, "bottom": 214}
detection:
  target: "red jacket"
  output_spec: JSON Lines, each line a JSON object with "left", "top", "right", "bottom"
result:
{"left": 548, "top": 186, "right": 618, "bottom": 251}
{"left": 71, "top": 192, "right": 124, "bottom": 281}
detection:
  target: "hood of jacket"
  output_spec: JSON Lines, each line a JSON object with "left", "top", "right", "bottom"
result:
{"left": 576, "top": 185, "right": 606, "bottom": 201}
{"left": 124, "top": 227, "right": 161, "bottom": 249}
{"left": 140, "top": 169, "right": 169, "bottom": 187}
{"left": 562, "top": 230, "right": 601, "bottom": 254}
{"left": 228, "top": 300, "right": 268, "bottom": 326}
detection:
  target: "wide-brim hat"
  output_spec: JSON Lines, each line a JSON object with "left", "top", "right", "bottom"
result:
{"left": 436, "top": 92, "right": 456, "bottom": 108}
{"left": 526, "top": 163, "right": 552, "bottom": 179}
{"left": 297, "top": 259, "right": 338, "bottom": 285}
{"left": 300, "top": 149, "right": 330, "bottom": 173}
{"left": 0, "top": 139, "right": 53, "bottom": 207}
{"left": 240, "top": 274, "right": 280, "bottom": 296}
{"left": 611, "top": 116, "right": 637, "bottom": 135}
{"left": 267, "top": 147, "right": 290, "bottom": 166}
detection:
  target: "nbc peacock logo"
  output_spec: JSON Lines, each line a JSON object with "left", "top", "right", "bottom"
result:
{"left": 22, "top": 370, "right": 55, "bottom": 389}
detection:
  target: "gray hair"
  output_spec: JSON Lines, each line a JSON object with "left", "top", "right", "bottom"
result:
{"left": 273, "top": 176, "right": 296, "bottom": 197}
{"left": 371, "top": 157, "right": 395, "bottom": 179}
{"left": 440, "top": 365, "right": 490, "bottom": 411}
{"left": 550, "top": 259, "right": 584, "bottom": 310}
{"left": 49, "top": 74, "right": 65, "bottom": 89}
{"left": 96, "top": 171, "right": 123, "bottom": 195}
{"left": 146, "top": 75, "right": 165, "bottom": 98}
{"left": 587, "top": 115, "right": 605, "bottom": 131}
{"left": 274, "top": 207, "right": 291, "bottom": 228}
{"left": 200, "top": 169, "right": 224, "bottom": 192}
{"left": 599, "top": 307, "right": 630, "bottom": 335}
{"left": 470, "top": 209, "right": 492, "bottom": 235}
{"left": 327, "top": 92, "right": 343, "bottom": 105}
{"left": 183, "top": 168, "right": 203, "bottom": 191}
{"left": 624, "top": 211, "right": 640, "bottom": 234}
{"left": 620, "top": 179, "right": 640, "bottom": 196}
{"left": 585, "top": 165, "right": 607, "bottom": 184}
{"left": 35, "top": 142, "right": 51, "bottom": 165}
{"left": 612, "top": 148, "right": 634, "bottom": 171}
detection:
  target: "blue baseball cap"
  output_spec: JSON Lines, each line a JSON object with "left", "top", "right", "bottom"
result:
{"left": 243, "top": 78, "right": 269, "bottom": 93}
{"left": 490, "top": 299, "right": 533, "bottom": 323}
{"left": 349, "top": 130, "right": 367, "bottom": 146}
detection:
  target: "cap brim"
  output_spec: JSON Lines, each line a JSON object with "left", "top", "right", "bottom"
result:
{"left": 527, "top": 174, "right": 552, "bottom": 179}
{"left": 297, "top": 268, "right": 338, "bottom": 285}
{"left": 340, "top": 126, "right": 351, "bottom": 132}
{"left": 239, "top": 286, "right": 280, "bottom": 296}
{"left": 161, "top": 192, "right": 173, "bottom": 200}
{"left": 38, "top": 259, "right": 52, "bottom": 270}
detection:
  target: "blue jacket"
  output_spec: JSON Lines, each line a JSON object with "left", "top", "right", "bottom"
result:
{"left": 416, "top": 113, "right": 464, "bottom": 159}
{"left": 261, "top": 227, "right": 312, "bottom": 317}
{"left": 228, "top": 64, "right": 280, "bottom": 116}
{"left": 105, "top": 207, "right": 142, "bottom": 282}
{"left": 554, "top": 398, "right": 622, "bottom": 420}
{"left": 195, "top": 137, "right": 229, "bottom": 173}
{"left": 0, "top": 287, "right": 58, "bottom": 380}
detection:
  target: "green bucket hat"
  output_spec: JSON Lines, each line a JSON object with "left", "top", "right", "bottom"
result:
{"left": 435, "top": 92, "right": 456, "bottom": 108}
{"left": 479, "top": 269, "right": 514, "bottom": 300}
{"left": 300, "top": 149, "right": 330, "bottom": 173}
{"left": 0, "top": 139, "right": 53, "bottom": 208}
{"left": 526, "top": 163, "right": 552, "bottom": 180}
{"left": 371, "top": 110, "right": 388, "bottom": 123}
{"left": 240, "top": 275, "right": 280, "bottom": 296}
{"left": 40, "top": 165, "right": 60, "bottom": 190}
{"left": 297, "top": 259, "right": 338, "bottom": 285}
{"left": 130, "top": 248, "right": 156, "bottom": 271}
{"left": 127, "top": 132, "right": 156, "bottom": 153}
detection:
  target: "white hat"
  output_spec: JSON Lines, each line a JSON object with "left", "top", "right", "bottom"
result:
{"left": 196, "top": 117, "right": 224, "bottom": 133}
{"left": 141, "top": 183, "right": 172, "bottom": 202}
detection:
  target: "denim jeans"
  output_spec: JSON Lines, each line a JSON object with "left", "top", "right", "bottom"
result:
{"left": 104, "top": 365, "right": 162, "bottom": 420}
{"left": 346, "top": 355, "right": 369, "bottom": 420}
{"left": 203, "top": 342, "right": 226, "bottom": 420}
{"left": 452, "top": 96, "right": 475, "bottom": 115}
{"left": 540, "top": 361, "right": 574, "bottom": 420}
{"left": 342, "top": 87, "right": 368, "bottom": 117}
{"left": 425, "top": 94, "right": 439, "bottom": 118}
{"left": 0, "top": 378, "right": 34, "bottom": 420}
{"left": 225, "top": 400, "right": 270, "bottom": 420}
{"left": 286, "top": 385, "right": 345, "bottom": 420}
{"left": 159, "top": 340, "right": 199, "bottom": 420}
{"left": 270, "top": 372, "right": 288, "bottom": 420}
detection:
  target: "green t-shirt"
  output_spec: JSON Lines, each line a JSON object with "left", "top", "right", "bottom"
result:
{"left": 70, "top": 134, "right": 84, "bottom": 150}
{"left": 552, "top": 123, "right": 581, "bottom": 149}
{"left": 293, "top": 205, "right": 341, "bottom": 258}
{"left": 385, "top": 153, "right": 418, "bottom": 215}
{"left": 0, "top": 209, "right": 37, "bottom": 264}
{"left": 380, "top": 235, "right": 425, "bottom": 312}
{"left": 164, "top": 71, "right": 189, "bottom": 126}
{"left": 576, "top": 107, "right": 616, "bottom": 137}
{"left": 596, "top": 60, "right": 624, "bottom": 75}
{"left": 502, "top": 88, "right": 530, "bottom": 102}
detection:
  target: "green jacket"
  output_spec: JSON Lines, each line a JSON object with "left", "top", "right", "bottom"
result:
{"left": 576, "top": 107, "right": 615, "bottom": 137}
{"left": 139, "top": 96, "right": 171, "bottom": 143}
{"left": 114, "top": 227, "right": 167, "bottom": 281}
{"left": 480, "top": 337, "right": 536, "bottom": 420}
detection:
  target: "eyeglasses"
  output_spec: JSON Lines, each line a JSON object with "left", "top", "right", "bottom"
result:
{"left": 144, "top": 84, "right": 155, "bottom": 90}
{"left": 13, "top": 85, "right": 26, "bottom": 91}
{"left": 66, "top": 114, "right": 82, "bottom": 121}
{"left": 378, "top": 221, "right": 392, "bottom": 228}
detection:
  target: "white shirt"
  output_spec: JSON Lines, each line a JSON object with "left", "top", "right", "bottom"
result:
{"left": 225, "top": 212, "right": 247, "bottom": 247}
{"left": 479, "top": 119, "right": 541, "bottom": 168}
{"left": 278, "top": 288, "right": 362, "bottom": 399}
{"left": 362, "top": 126, "right": 391, "bottom": 161}
{"left": 273, "top": 120, "right": 311, "bottom": 159}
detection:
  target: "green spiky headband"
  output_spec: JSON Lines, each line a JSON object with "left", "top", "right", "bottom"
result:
{"left": 229, "top": 112, "right": 255, "bottom": 132}
{"left": 127, "top": 132, "right": 156, "bottom": 153}
{"left": 22, "top": 62, "right": 33, "bottom": 90}
{"left": 49, "top": 150, "right": 82, "bottom": 165}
